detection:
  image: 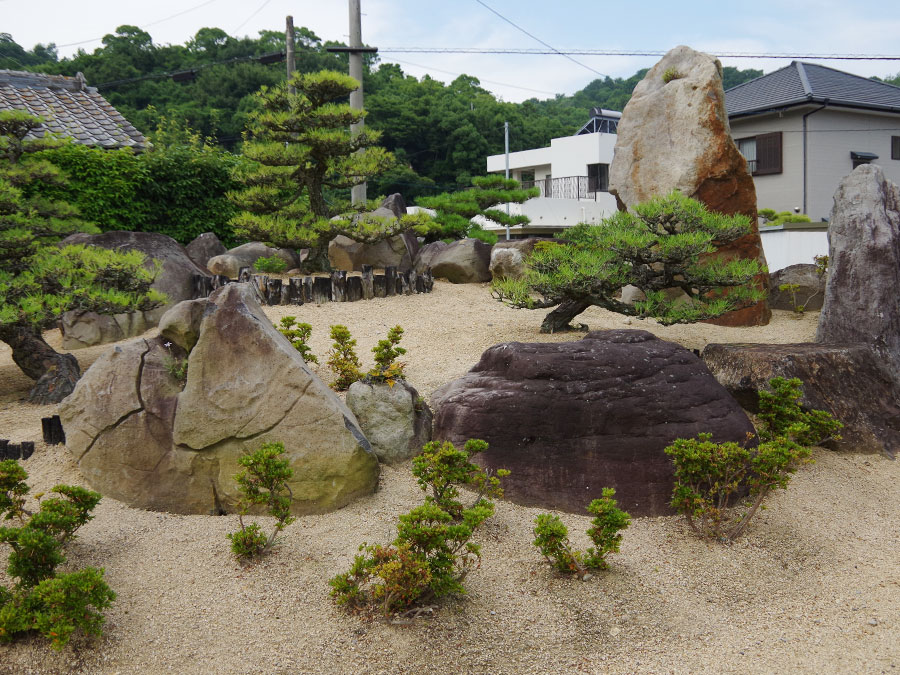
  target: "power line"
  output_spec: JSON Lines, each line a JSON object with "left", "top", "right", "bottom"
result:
{"left": 472, "top": 0, "right": 610, "bottom": 78}
{"left": 391, "top": 58, "right": 559, "bottom": 96}
{"left": 233, "top": 0, "right": 274, "bottom": 35}
{"left": 379, "top": 47, "right": 900, "bottom": 61}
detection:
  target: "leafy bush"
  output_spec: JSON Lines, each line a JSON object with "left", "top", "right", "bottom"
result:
{"left": 278, "top": 317, "right": 318, "bottom": 364}
{"left": 329, "top": 439, "right": 507, "bottom": 616}
{"left": 326, "top": 325, "right": 362, "bottom": 391}
{"left": 759, "top": 208, "right": 813, "bottom": 227}
{"left": 533, "top": 488, "right": 630, "bottom": 577}
{"left": 253, "top": 256, "right": 288, "bottom": 274}
{"left": 665, "top": 378, "right": 841, "bottom": 541}
{"left": 227, "top": 442, "right": 296, "bottom": 560}
{"left": 367, "top": 325, "right": 406, "bottom": 386}
{"left": 0, "top": 460, "right": 115, "bottom": 650}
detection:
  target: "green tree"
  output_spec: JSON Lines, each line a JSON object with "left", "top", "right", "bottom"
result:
{"left": 228, "top": 70, "right": 427, "bottom": 271}
{"left": 492, "top": 191, "right": 766, "bottom": 333}
{"left": 0, "top": 111, "right": 163, "bottom": 402}
{"left": 417, "top": 175, "right": 539, "bottom": 243}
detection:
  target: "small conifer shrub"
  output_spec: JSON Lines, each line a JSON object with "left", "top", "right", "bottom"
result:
{"left": 278, "top": 317, "right": 318, "bottom": 364}
{"left": 326, "top": 325, "right": 362, "bottom": 391}
{"left": 227, "top": 442, "right": 296, "bottom": 559}
{"left": 533, "top": 488, "right": 630, "bottom": 578}
{"left": 330, "top": 439, "right": 508, "bottom": 616}
{"left": 0, "top": 460, "right": 115, "bottom": 650}
{"left": 666, "top": 377, "right": 841, "bottom": 541}
{"left": 366, "top": 325, "right": 407, "bottom": 386}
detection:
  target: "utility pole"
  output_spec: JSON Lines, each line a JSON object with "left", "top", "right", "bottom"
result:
{"left": 349, "top": 0, "right": 366, "bottom": 206}
{"left": 285, "top": 16, "right": 296, "bottom": 93}
{"left": 504, "top": 121, "right": 510, "bottom": 240}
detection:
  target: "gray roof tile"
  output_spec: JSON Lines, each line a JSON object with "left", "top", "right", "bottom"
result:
{"left": 0, "top": 69, "right": 146, "bottom": 150}
{"left": 726, "top": 62, "right": 900, "bottom": 117}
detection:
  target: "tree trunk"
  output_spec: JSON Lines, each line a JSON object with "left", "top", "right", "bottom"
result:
{"left": 539, "top": 299, "right": 593, "bottom": 334}
{"left": 0, "top": 324, "right": 81, "bottom": 403}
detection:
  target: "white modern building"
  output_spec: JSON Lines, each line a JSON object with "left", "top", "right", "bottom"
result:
{"left": 484, "top": 108, "right": 621, "bottom": 236}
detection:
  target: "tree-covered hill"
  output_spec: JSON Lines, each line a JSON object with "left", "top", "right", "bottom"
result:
{"left": 2, "top": 27, "right": 768, "bottom": 193}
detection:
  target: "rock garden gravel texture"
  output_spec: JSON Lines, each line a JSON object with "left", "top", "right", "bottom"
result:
{"left": 0, "top": 281, "right": 896, "bottom": 674}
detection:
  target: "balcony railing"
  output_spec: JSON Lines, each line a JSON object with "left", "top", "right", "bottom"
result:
{"left": 521, "top": 176, "right": 607, "bottom": 200}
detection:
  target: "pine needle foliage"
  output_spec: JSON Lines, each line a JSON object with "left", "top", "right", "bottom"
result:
{"left": 228, "top": 70, "right": 434, "bottom": 271}
{"left": 492, "top": 191, "right": 767, "bottom": 332}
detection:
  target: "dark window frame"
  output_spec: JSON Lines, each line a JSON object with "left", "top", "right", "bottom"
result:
{"left": 892, "top": 136, "right": 900, "bottom": 160}
{"left": 736, "top": 131, "right": 783, "bottom": 176}
{"left": 587, "top": 163, "right": 609, "bottom": 192}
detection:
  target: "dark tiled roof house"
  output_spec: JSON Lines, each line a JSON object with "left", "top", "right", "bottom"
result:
{"left": 725, "top": 62, "right": 900, "bottom": 227}
{"left": 0, "top": 69, "right": 146, "bottom": 150}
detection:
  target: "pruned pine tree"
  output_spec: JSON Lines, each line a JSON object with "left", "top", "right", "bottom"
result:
{"left": 228, "top": 70, "right": 430, "bottom": 272}
{"left": 0, "top": 110, "right": 163, "bottom": 403}
{"left": 416, "top": 175, "right": 539, "bottom": 243}
{"left": 492, "top": 191, "right": 766, "bottom": 333}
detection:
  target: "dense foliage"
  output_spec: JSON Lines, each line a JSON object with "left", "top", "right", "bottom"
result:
{"left": 329, "top": 439, "right": 507, "bottom": 616}
{"left": 492, "top": 191, "right": 767, "bottom": 333}
{"left": 0, "top": 110, "right": 163, "bottom": 401}
{"left": 0, "top": 460, "right": 115, "bottom": 650}
{"left": 2, "top": 29, "right": 774, "bottom": 193}
{"left": 666, "top": 378, "right": 842, "bottom": 541}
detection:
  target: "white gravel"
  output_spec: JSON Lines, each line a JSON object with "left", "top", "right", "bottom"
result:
{"left": 0, "top": 281, "right": 897, "bottom": 674}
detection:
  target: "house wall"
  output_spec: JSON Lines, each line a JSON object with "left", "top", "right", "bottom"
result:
{"left": 730, "top": 107, "right": 900, "bottom": 222}
{"left": 805, "top": 108, "right": 900, "bottom": 221}
{"left": 486, "top": 131, "right": 616, "bottom": 179}
{"left": 758, "top": 226, "right": 829, "bottom": 272}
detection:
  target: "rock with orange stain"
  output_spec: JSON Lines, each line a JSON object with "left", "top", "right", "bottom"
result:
{"left": 609, "top": 45, "right": 770, "bottom": 326}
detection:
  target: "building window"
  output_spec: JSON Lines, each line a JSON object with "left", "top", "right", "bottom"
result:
{"left": 519, "top": 170, "right": 535, "bottom": 187}
{"left": 892, "top": 136, "right": 900, "bottom": 160}
{"left": 587, "top": 163, "right": 609, "bottom": 192}
{"left": 736, "top": 132, "right": 782, "bottom": 175}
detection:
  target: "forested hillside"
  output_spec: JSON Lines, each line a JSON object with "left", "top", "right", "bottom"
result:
{"left": 2, "top": 27, "right": 770, "bottom": 194}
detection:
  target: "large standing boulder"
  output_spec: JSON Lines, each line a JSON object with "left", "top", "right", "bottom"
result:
{"left": 432, "top": 330, "right": 756, "bottom": 516}
{"left": 769, "top": 264, "right": 826, "bottom": 312}
{"left": 185, "top": 232, "right": 226, "bottom": 269}
{"left": 59, "top": 231, "right": 211, "bottom": 349}
{"left": 817, "top": 165, "right": 900, "bottom": 382}
{"left": 702, "top": 342, "right": 900, "bottom": 457}
{"left": 608, "top": 45, "right": 769, "bottom": 327}
{"left": 415, "top": 238, "right": 492, "bottom": 283}
{"left": 346, "top": 379, "right": 433, "bottom": 464}
{"left": 59, "top": 284, "right": 379, "bottom": 516}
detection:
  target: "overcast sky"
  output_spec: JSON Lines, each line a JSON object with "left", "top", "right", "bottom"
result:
{"left": 4, "top": 0, "right": 900, "bottom": 102}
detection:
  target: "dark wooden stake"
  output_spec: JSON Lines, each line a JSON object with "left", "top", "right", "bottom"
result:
{"left": 266, "top": 279, "right": 283, "bottom": 305}
{"left": 313, "top": 276, "right": 332, "bottom": 304}
{"left": 347, "top": 276, "right": 363, "bottom": 302}
{"left": 373, "top": 275, "right": 387, "bottom": 298}
{"left": 408, "top": 270, "right": 418, "bottom": 295}
{"left": 331, "top": 271, "right": 348, "bottom": 302}
{"left": 361, "top": 265, "right": 375, "bottom": 300}
{"left": 422, "top": 267, "right": 434, "bottom": 293}
{"left": 384, "top": 266, "right": 397, "bottom": 296}
{"left": 289, "top": 277, "right": 304, "bottom": 305}
{"left": 303, "top": 277, "right": 314, "bottom": 303}
{"left": 41, "top": 415, "right": 65, "bottom": 445}
{"left": 238, "top": 267, "right": 253, "bottom": 283}
{"left": 399, "top": 271, "right": 411, "bottom": 295}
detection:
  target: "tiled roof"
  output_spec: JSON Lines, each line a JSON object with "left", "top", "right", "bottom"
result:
{"left": 725, "top": 61, "right": 900, "bottom": 118}
{"left": 0, "top": 70, "right": 146, "bottom": 150}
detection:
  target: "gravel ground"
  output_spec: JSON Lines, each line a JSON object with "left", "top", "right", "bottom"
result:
{"left": 0, "top": 281, "right": 897, "bottom": 674}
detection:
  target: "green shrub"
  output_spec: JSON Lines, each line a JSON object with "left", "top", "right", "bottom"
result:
{"left": 329, "top": 439, "right": 507, "bottom": 616}
{"left": 253, "top": 256, "right": 288, "bottom": 274}
{"left": 665, "top": 377, "right": 840, "bottom": 541}
{"left": 326, "top": 325, "right": 362, "bottom": 391}
{"left": 227, "top": 442, "right": 296, "bottom": 560}
{"left": 533, "top": 488, "right": 630, "bottom": 577}
{"left": 367, "top": 325, "right": 406, "bottom": 386}
{"left": 0, "top": 460, "right": 114, "bottom": 650}
{"left": 278, "top": 317, "right": 318, "bottom": 364}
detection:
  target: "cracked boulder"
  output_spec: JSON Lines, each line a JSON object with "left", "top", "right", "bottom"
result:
{"left": 431, "top": 329, "right": 756, "bottom": 517}
{"left": 58, "top": 283, "right": 379, "bottom": 516}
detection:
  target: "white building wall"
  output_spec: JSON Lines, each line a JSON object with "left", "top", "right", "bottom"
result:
{"left": 758, "top": 227, "right": 829, "bottom": 272}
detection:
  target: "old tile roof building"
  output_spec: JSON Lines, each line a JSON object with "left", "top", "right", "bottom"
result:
{"left": 0, "top": 69, "right": 146, "bottom": 150}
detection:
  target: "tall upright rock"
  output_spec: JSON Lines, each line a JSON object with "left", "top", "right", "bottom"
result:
{"left": 609, "top": 45, "right": 770, "bottom": 326}
{"left": 817, "top": 164, "right": 900, "bottom": 381}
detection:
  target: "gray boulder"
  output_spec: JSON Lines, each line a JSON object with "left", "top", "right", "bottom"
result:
{"left": 817, "top": 165, "right": 900, "bottom": 381}
{"left": 346, "top": 379, "right": 433, "bottom": 464}
{"left": 328, "top": 194, "right": 418, "bottom": 271}
{"left": 59, "top": 284, "right": 379, "bottom": 516}
{"left": 703, "top": 342, "right": 900, "bottom": 457}
{"left": 489, "top": 238, "right": 541, "bottom": 280}
{"left": 186, "top": 232, "right": 226, "bottom": 269}
{"left": 416, "top": 238, "right": 492, "bottom": 283}
{"left": 59, "top": 231, "right": 211, "bottom": 349}
{"left": 208, "top": 242, "right": 301, "bottom": 278}
{"left": 769, "top": 264, "right": 826, "bottom": 312}
{"left": 432, "top": 329, "right": 756, "bottom": 516}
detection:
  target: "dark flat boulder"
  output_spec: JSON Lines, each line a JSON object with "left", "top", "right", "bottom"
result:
{"left": 432, "top": 329, "right": 756, "bottom": 516}
{"left": 703, "top": 342, "right": 900, "bottom": 457}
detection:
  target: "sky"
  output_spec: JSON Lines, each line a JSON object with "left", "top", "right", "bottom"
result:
{"left": 4, "top": 0, "right": 900, "bottom": 103}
